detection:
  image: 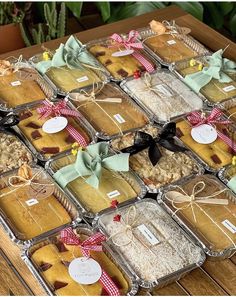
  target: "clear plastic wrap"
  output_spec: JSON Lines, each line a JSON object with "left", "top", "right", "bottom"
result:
{"left": 14, "top": 100, "right": 96, "bottom": 161}
{"left": 22, "top": 224, "right": 138, "bottom": 295}
{"left": 0, "top": 58, "right": 55, "bottom": 112}
{"left": 120, "top": 69, "right": 203, "bottom": 124}
{"left": 94, "top": 198, "right": 205, "bottom": 288}
{"left": 111, "top": 124, "right": 204, "bottom": 192}
{"left": 138, "top": 24, "right": 209, "bottom": 66}
{"left": 68, "top": 82, "right": 151, "bottom": 140}
{"left": 159, "top": 174, "right": 236, "bottom": 258}
{"left": 46, "top": 150, "right": 146, "bottom": 219}
{"left": 0, "top": 165, "right": 82, "bottom": 246}
{"left": 171, "top": 56, "right": 236, "bottom": 105}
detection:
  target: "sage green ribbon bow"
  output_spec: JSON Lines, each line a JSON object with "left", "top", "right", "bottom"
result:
{"left": 184, "top": 49, "right": 236, "bottom": 93}
{"left": 36, "top": 35, "right": 97, "bottom": 74}
{"left": 53, "top": 142, "right": 130, "bottom": 189}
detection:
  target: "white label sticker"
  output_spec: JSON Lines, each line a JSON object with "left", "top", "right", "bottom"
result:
{"left": 191, "top": 124, "right": 217, "bottom": 144}
{"left": 223, "top": 85, "right": 236, "bottom": 92}
{"left": 154, "top": 84, "right": 173, "bottom": 97}
{"left": 69, "top": 257, "right": 102, "bottom": 285}
{"left": 167, "top": 40, "right": 176, "bottom": 45}
{"left": 222, "top": 220, "right": 236, "bottom": 234}
{"left": 112, "top": 49, "right": 134, "bottom": 57}
{"left": 42, "top": 116, "right": 68, "bottom": 134}
{"left": 76, "top": 76, "right": 89, "bottom": 83}
{"left": 113, "top": 114, "right": 126, "bottom": 124}
{"left": 107, "top": 190, "right": 120, "bottom": 199}
{"left": 137, "top": 224, "right": 160, "bottom": 245}
{"left": 11, "top": 80, "right": 21, "bottom": 86}
{"left": 25, "top": 198, "right": 39, "bottom": 206}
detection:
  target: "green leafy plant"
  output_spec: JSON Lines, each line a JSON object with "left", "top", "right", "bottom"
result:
{"left": 65, "top": 1, "right": 236, "bottom": 38}
{"left": 19, "top": 2, "right": 66, "bottom": 46}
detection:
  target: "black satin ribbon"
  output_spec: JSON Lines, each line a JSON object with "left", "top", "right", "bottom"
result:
{"left": 121, "top": 122, "right": 186, "bottom": 166}
{"left": 0, "top": 114, "right": 19, "bottom": 130}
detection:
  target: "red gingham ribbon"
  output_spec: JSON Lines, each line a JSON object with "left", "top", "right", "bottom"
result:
{"left": 110, "top": 30, "right": 155, "bottom": 73}
{"left": 187, "top": 108, "right": 236, "bottom": 152}
{"left": 37, "top": 100, "right": 88, "bottom": 147}
{"left": 60, "top": 227, "right": 120, "bottom": 296}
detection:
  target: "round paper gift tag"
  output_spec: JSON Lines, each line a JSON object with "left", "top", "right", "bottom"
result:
{"left": 112, "top": 49, "right": 134, "bottom": 57}
{"left": 191, "top": 124, "right": 217, "bottom": 144}
{"left": 69, "top": 257, "right": 102, "bottom": 285}
{"left": 42, "top": 116, "right": 68, "bottom": 134}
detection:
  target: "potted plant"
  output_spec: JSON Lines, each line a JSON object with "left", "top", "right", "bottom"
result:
{"left": 0, "top": 2, "right": 26, "bottom": 54}
{"left": 19, "top": 2, "right": 66, "bottom": 46}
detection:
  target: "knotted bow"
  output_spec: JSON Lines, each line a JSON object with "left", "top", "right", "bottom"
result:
{"left": 60, "top": 227, "right": 120, "bottom": 296}
{"left": 110, "top": 30, "right": 143, "bottom": 50}
{"left": 109, "top": 205, "right": 166, "bottom": 258}
{"left": 0, "top": 167, "right": 54, "bottom": 198}
{"left": 0, "top": 114, "right": 19, "bottom": 130}
{"left": 187, "top": 108, "right": 236, "bottom": 152}
{"left": 164, "top": 180, "right": 236, "bottom": 249}
{"left": 121, "top": 123, "right": 186, "bottom": 166}
{"left": 37, "top": 99, "right": 78, "bottom": 119}
{"left": 165, "top": 181, "right": 229, "bottom": 222}
{"left": 37, "top": 100, "right": 88, "bottom": 147}
{"left": 69, "top": 82, "right": 124, "bottom": 136}
{"left": 141, "top": 72, "right": 174, "bottom": 96}
{"left": 36, "top": 35, "right": 102, "bottom": 74}
{"left": 184, "top": 49, "right": 236, "bottom": 93}
{"left": 188, "top": 108, "right": 231, "bottom": 127}
{"left": 60, "top": 227, "right": 105, "bottom": 257}
{"left": 53, "top": 142, "right": 129, "bottom": 189}
{"left": 110, "top": 30, "right": 155, "bottom": 73}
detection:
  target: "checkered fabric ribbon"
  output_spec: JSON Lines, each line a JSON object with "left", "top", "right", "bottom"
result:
{"left": 110, "top": 30, "right": 155, "bottom": 73}
{"left": 37, "top": 100, "right": 88, "bottom": 147}
{"left": 187, "top": 108, "right": 236, "bottom": 152}
{"left": 60, "top": 227, "right": 120, "bottom": 296}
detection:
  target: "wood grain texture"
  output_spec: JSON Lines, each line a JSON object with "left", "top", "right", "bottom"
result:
{"left": 152, "top": 281, "right": 189, "bottom": 295}
{"left": 0, "top": 216, "right": 236, "bottom": 296}
{"left": 0, "top": 249, "right": 32, "bottom": 295}
{"left": 0, "top": 6, "right": 235, "bottom": 296}
{"left": 178, "top": 267, "right": 228, "bottom": 296}
{"left": 175, "top": 15, "right": 236, "bottom": 60}
{"left": 0, "top": 226, "right": 46, "bottom": 296}
{"left": 230, "top": 254, "right": 236, "bottom": 265}
{"left": 203, "top": 260, "right": 236, "bottom": 295}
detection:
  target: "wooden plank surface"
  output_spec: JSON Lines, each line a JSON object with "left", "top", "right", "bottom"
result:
{"left": 0, "top": 5, "right": 236, "bottom": 296}
{"left": 0, "top": 226, "right": 46, "bottom": 296}
{"left": 0, "top": 249, "right": 32, "bottom": 295}
{"left": 178, "top": 268, "right": 228, "bottom": 296}
{"left": 2, "top": 217, "right": 236, "bottom": 296}
{"left": 152, "top": 282, "right": 189, "bottom": 295}
{"left": 175, "top": 14, "right": 236, "bottom": 60}
{"left": 203, "top": 260, "right": 236, "bottom": 295}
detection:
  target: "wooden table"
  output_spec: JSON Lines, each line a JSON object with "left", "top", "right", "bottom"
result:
{"left": 0, "top": 5, "right": 236, "bottom": 296}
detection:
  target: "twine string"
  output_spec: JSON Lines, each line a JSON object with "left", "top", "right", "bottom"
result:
{"left": 165, "top": 181, "right": 236, "bottom": 248}
{"left": 108, "top": 206, "right": 160, "bottom": 257}
{"left": 0, "top": 169, "right": 54, "bottom": 198}
{"left": 0, "top": 55, "right": 24, "bottom": 76}
{"left": 70, "top": 82, "right": 124, "bottom": 136}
